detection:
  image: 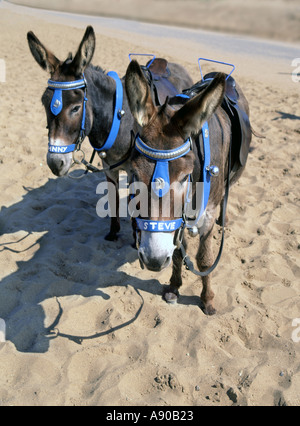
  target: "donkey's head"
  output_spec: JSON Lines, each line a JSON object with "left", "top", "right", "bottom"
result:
{"left": 27, "top": 26, "right": 96, "bottom": 176}
{"left": 125, "top": 60, "right": 225, "bottom": 272}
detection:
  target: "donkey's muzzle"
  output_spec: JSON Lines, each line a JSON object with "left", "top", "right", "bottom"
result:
{"left": 138, "top": 249, "right": 171, "bottom": 272}
{"left": 47, "top": 152, "right": 72, "bottom": 176}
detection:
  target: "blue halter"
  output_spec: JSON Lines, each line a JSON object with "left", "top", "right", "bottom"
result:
{"left": 47, "top": 75, "right": 87, "bottom": 153}
{"left": 47, "top": 71, "right": 123, "bottom": 154}
{"left": 134, "top": 134, "right": 192, "bottom": 232}
{"left": 134, "top": 121, "right": 213, "bottom": 233}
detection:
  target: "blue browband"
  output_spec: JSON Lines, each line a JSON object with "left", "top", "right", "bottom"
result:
{"left": 134, "top": 122, "right": 212, "bottom": 233}
{"left": 135, "top": 135, "right": 192, "bottom": 198}
{"left": 47, "top": 71, "right": 123, "bottom": 154}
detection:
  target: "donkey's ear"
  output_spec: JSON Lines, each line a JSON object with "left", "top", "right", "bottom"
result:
{"left": 172, "top": 73, "right": 226, "bottom": 138}
{"left": 125, "top": 60, "right": 156, "bottom": 127}
{"left": 27, "top": 31, "right": 60, "bottom": 74}
{"left": 70, "top": 26, "right": 95, "bottom": 76}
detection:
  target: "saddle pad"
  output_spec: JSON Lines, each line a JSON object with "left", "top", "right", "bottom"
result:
{"left": 142, "top": 58, "right": 179, "bottom": 105}
{"left": 147, "top": 58, "right": 169, "bottom": 78}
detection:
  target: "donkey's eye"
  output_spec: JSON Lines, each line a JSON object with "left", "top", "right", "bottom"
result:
{"left": 71, "top": 105, "right": 81, "bottom": 114}
{"left": 180, "top": 175, "right": 189, "bottom": 185}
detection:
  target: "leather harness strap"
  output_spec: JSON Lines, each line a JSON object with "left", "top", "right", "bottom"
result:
{"left": 179, "top": 137, "right": 231, "bottom": 277}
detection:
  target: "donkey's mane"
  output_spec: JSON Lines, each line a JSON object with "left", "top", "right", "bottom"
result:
{"left": 59, "top": 58, "right": 106, "bottom": 76}
{"left": 91, "top": 64, "right": 106, "bottom": 74}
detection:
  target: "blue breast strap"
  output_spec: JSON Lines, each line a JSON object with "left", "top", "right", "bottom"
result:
{"left": 200, "top": 121, "right": 211, "bottom": 218}
{"left": 93, "top": 71, "right": 124, "bottom": 153}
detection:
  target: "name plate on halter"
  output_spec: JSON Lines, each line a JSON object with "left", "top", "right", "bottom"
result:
{"left": 136, "top": 218, "right": 183, "bottom": 232}
{"left": 48, "top": 144, "right": 76, "bottom": 154}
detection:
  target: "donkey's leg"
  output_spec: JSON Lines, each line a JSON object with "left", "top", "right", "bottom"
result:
{"left": 163, "top": 235, "right": 187, "bottom": 304}
{"left": 217, "top": 195, "right": 228, "bottom": 226}
{"left": 131, "top": 218, "right": 138, "bottom": 248}
{"left": 105, "top": 175, "right": 120, "bottom": 241}
{"left": 196, "top": 230, "right": 216, "bottom": 315}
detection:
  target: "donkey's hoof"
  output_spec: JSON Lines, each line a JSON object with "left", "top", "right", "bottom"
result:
{"left": 217, "top": 214, "right": 229, "bottom": 227}
{"left": 202, "top": 304, "right": 216, "bottom": 316}
{"left": 163, "top": 292, "right": 178, "bottom": 305}
{"left": 104, "top": 232, "right": 118, "bottom": 241}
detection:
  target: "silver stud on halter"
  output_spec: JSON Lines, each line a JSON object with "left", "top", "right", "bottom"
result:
{"left": 53, "top": 99, "right": 61, "bottom": 109}
{"left": 117, "top": 109, "right": 125, "bottom": 119}
{"left": 206, "top": 165, "right": 219, "bottom": 177}
{"left": 188, "top": 226, "right": 199, "bottom": 238}
{"left": 154, "top": 177, "right": 166, "bottom": 190}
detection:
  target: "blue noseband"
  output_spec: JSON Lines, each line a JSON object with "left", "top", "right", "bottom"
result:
{"left": 136, "top": 218, "right": 184, "bottom": 232}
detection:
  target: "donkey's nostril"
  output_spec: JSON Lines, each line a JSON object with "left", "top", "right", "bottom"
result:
{"left": 49, "top": 159, "right": 65, "bottom": 176}
{"left": 47, "top": 153, "right": 71, "bottom": 176}
{"left": 142, "top": 255, "right": 171, "bottom": 272}
{"left": 163, "top": 256, "right": 171, "bottom": 268}
{"left": 139, "top": 251, "right": 146, "bottom": 265}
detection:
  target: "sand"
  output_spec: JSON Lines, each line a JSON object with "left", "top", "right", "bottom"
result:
{"left": 0, "top": 0, "right": 299, "bottom": 407}
{"left": 8, "top": 0, "right": 300, "bottom": 43}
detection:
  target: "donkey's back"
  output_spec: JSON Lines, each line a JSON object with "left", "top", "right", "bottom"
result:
{"left": 181, "top": 72, "right": 251, "bottom": 188}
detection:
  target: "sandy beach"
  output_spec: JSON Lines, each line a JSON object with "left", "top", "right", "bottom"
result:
{"left": 0, "top": 0, "right": 299, "bottom": 406}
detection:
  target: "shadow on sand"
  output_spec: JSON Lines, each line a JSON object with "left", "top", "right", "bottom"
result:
{"left": 0, "top": 173, "right": 201, "bottom": 353}
{"left": 0, "top": 173, "right": 155, "bottom": 352}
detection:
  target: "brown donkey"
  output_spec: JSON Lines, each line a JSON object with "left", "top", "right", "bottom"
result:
{"left": 27, "top": 27, "right": 193, "bottom": 241}
{"left": 125, "top": 60, "right": 251, "bottom": 315}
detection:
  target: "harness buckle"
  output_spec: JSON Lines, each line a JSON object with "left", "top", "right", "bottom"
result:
{"left": 175, "top": 215, "right": 186, "bottom": 249}
{"left": 72, "top": 148, "right": 85, "bottom": 165}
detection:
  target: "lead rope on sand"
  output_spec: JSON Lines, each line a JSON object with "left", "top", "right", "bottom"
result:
{"left": 45, "top": 288, "right": 144, "bottom": 344}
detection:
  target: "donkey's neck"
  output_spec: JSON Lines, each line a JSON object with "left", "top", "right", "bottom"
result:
{"left": 85, "top": 66, "right": 134, "bottom": 157}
